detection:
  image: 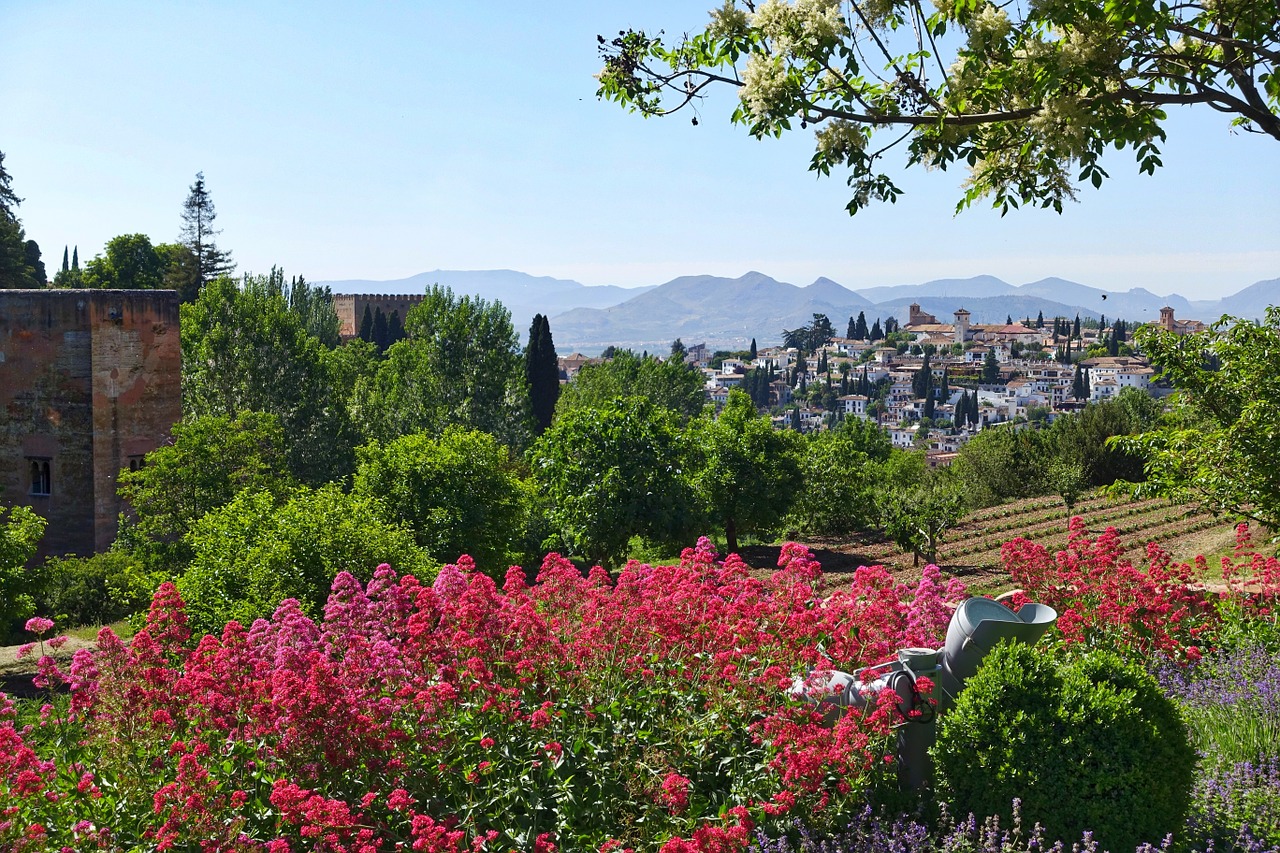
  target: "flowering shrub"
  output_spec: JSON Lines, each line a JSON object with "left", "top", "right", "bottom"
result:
{"left": 1, "top": 539, "right": 965, "bottom": 852}
{"left": 1001, "top": 517, "right": 1219, "bottom": 659}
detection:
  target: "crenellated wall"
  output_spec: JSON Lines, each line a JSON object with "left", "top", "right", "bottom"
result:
{"left": 332, "top": 294, "right": 426, "bottom": 338}
{"left": 0, "top": 290, "right": 181, "bottom": 560}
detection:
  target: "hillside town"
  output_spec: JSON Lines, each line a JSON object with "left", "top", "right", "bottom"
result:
{"left": 559, "top": 303, "right": 1202, "bottom": 466}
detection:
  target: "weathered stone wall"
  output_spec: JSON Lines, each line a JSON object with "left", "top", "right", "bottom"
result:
{"left": 0, "top": 290, "right": 181, "bottom": 561}
{"left": 333, "top": 293, "right": 425, "bottom": 339}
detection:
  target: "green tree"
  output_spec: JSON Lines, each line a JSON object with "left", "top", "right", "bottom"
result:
{"left": 599, "top": 3, "right": 1278, "bottom": 215}
{"left": 180, "top": 171, "right": 235, "bottom": 288}
{"left": 1115, "top": 309, "right": 1280, "bottom": 531}
{"left": 788, "top": 415, "right": 890, "bottom": 536}
{"left": 82, "top": 234, "right": 166, "bottom": 289}
{"left": 953, "top": 426, "right": 1052, "bottom": 507}
{"left": 355, "top": 286, "right": 531, "bottom": 448}
{"left": 0, "top": 152, "right": 45, "bottom": 289}
{"left": 689, "top": 390, "right": 803, "bottom": 552}
{"left": 526, "top": 313, "right": 561, "bottom": 435}
{"left": 354, "top": 428, "right": 530, "bottom": 576}
{"left": 181, "top": 277, "right": 356, "bottom": 485}
{"left": 881, "top": 472, "right": 966, "bottom": 565}
{"left": 0, "top": 151, "right": 19, "bottom": 219}
{"left": 557, "top": 349, "right": 704, "bottom": 420}
{"left": 531, "top": 396, "right": 697, "bottom": 568}
{"left": 749, "top": 337, "right": 757, "bottom": 360}
{"left": 179, "top": 485, "right": 430, "bottom": 634}
{"left": 1, "top": 505, "right": 46, "bottom": 641}
{"left": 982, "top": 349, "right": 1000, "bottom": 384}
{"left": 116, "top": 411, "right": 297, "bottom": 572}
{"left": 359, "top": 304, "right": 375, "bottom": 343}
{"left": 1047, "top": 457, "right": 1089, "bottom": 511}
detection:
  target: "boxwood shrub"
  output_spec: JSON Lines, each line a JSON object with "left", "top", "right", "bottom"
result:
{"left": 931, "top": 642, "right": 1196, "bottom": 852}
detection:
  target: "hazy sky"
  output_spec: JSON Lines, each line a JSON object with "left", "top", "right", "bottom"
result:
{"left": 2, "top": 2, "right": 1276, "bottom": 301}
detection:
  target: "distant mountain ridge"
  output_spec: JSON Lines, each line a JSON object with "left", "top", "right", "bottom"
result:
{"left": 313, "top": 269, "right": 1277, "bottom": 353}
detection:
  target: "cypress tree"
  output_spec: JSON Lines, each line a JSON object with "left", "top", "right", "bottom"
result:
{"left": 526, "top": 313, "right": 560, "bottom": 434}
{"left": 389, "top": 310, "right": 404, "bottom": 346}
{"left": 373, "top": 308, "right": 390, "bottom": 351}
{"left": 940, "top": 367, "right": 949, "bottom": 401}
{"left": 61, "top": 246, "right": 69, "bottom": 273}
{"left": 71, "top": 246, "right": 79, "bottom": 270}
{"left": 1036, "top": 310, "right": 1044, "bottom": 328}
{"left": 1073, "top": 314, "right": 1081, "bottom": 338}
{"left": 359, "top": 305, "right": 375, "bottom": 342}
{"left": 847, "top": 316, "right": 857, "bottom": 339}
{"left": 870, "top": 318, "right": 883, "bottom": 341}
{"left": 749, "top": 338, "right": 757, "bottom": 360}
{"left": 854, "top": 311, "right": 869, "bottom": 340}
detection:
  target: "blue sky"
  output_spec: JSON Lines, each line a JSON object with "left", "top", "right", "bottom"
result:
{"left": 2, "top": 1, "right": 1276, "bottom": 301}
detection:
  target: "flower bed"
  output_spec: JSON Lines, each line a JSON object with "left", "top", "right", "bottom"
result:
{"left": 0, "top": 540, "right": 966, "bottom": 853}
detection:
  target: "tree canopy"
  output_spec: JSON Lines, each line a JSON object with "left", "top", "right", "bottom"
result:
{"left": 597, "top": 0, "right": 1279, "bottom": 215}
{"left": 1116, "top": 309, "right": 1280, "bottom": 532}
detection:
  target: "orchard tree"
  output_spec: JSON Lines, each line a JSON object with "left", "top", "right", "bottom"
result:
{"left": 531, "top": 396, "right": 697, "bottom": 568}
{"left": 788, "top": 414, "right": 891, "bottom": 535}
{"left": 557, "top": 349, "right": 705, "bottom": 420}
{"left": 1116, "top": 309, "right": 1280, "bottom": 532}
{"left": 689, "top": 389, "right": 804, "bottom": 552}
{"left": 178, "top": 485, "right": 429, "bottom": 634}
{"left": 881, "top": 473, "right": 966, "bottom": 565}
{"left": 354, "top": 428, "right": 531, "bottom": 576}
{"left": 597, "top": 1, "right": 1278, "bottom": 215}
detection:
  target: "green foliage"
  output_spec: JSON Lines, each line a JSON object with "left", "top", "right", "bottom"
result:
{"left": 179, "top": 171, "right": 234, "bottom": 287}
{"left": 354, "top": 428, "right": 531, "bottom": 576}
{"left": 788, "top": 416, "right": 890, "bottom": 536}
{"left": 688, "top": 390, "right": 804, "bottom": 552}
{"left": 178, "top": 485, "right": 431, "bottom": 634}
{"left": 1116, "top": 309, "right": 1280, "bottom": 532}
{"left": 0, "top": 152, "right": 43, "bottom": 289}
{"left": 933, "top": 644, "right": 1196, "bottom": 853}
{"left": 598, "top": 2, "right": 1277, "bottom": 215}
{"left": 34, "top": 550, "right": 145, "bottom": 627}
{"left": 0, "top": 505, "right": 45, "bottom": 641}
{"left": 116, "top": 411, "right": 297, "bottom": 572}
{"left": 1046, "top": 457, "right": 1088, "bottom": 511}
{"left": 531, "top": 396, "right": 697, "bottom": 568}
{"left": 525, "top": 313, "right": 560, "bottom": 434}
{"left": 181, "top": 277, "right": 356, "bottom": 485}
{"left": 880, "top": 471, "right": 965, "bottom": 564}
{"left": 81, "top": 233, "right": 166, "bottom": 289}
{"left": 241, "top": 267, "right": 341, "bottom": 348}
{"left": 355, "top": 285, "right": 531, "bottom": 448}
{"left": 557, "top": 349, "right": 705, "bottom": 421}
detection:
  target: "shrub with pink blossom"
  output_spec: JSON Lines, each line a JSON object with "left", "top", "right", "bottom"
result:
{"left": 1, "top": 540, "right": 965, "bottom": 852}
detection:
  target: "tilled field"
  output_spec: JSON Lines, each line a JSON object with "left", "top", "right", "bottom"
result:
{"left": 740, "top": 494, "right": 1235, "bottom": 592}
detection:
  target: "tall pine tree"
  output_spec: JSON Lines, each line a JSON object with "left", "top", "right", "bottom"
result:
{"left": 526, "top": 313, "right": 560, "bottom": 434}
{"left": 180, "top": 172, "right": 235, "bottom": 290}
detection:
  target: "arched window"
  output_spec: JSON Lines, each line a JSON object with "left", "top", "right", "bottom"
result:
{"left": 28, "top": 458, "right": 51, "bottom": 496}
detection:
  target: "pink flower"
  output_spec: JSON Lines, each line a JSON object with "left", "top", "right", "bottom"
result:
{"left": 659, "top": 772, "right": 691, "bottom": 814}
{"left": 25, "top": 616, "right": 54, "bottom": 635}
{"left": 479, "top": 736, "right": 495, "bottom": 749}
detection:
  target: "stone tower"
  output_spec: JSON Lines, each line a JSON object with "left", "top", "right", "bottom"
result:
{"left": 954, "top": 308, "right": 971, "bottom": 344}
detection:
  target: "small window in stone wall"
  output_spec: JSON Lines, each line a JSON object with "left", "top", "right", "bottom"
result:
{"left": 28, "top": 458, "right": 51, "bottom": 496}
{"left": 127, "top": 455, "right": 146, "bottom": 472}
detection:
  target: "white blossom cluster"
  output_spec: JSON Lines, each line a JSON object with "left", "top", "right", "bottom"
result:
{"left": 735, "top": 0, "right": 848, "bottom": 118}
{"left": 814, "top": 119, "right": 869, "bottom": 163}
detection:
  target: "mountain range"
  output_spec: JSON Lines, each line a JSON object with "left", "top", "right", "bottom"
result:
{"left": 314, "top": 269, "right": 1278, "bottom": 354}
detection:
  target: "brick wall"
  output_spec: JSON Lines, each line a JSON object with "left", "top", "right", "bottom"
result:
{"left": 0, "top": 290, "right": 181, "bottom": 561}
